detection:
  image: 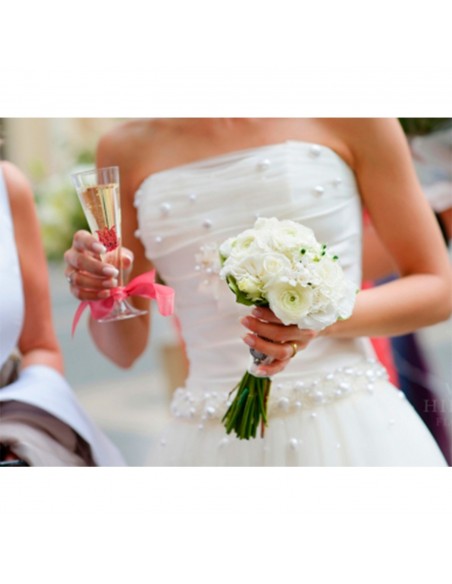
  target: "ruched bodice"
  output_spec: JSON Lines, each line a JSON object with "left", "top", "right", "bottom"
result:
{"left": 136, "top": 141, "right": 374, "bottom": 386}
{"left": 0, "top": 168, "right": 24, "bottom": 368}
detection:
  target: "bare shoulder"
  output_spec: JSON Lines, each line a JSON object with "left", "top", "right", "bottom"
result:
{"left": 327, "top": 118, "right": 408, "bottom": 165}
{"left": 0, "top": 161, "right": 35, "bottom": 212}
{"left": 97, "top": 119, "right": 160, "bottom": 167}
{"left": 317, "top": 118, "right": 408, "bottom": 169}
{"left": 0, "top": 161, "right": 45, "bottom": 273}
{"left": 96, "top": 119, "right": 168, "bottom": 195}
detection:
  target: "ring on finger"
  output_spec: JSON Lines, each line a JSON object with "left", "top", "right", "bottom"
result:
{"left": 66, "top": 270, "right": 76, "bottom": 285}
{"left": 289, "top": 342, "right": 298, "bottom": 359}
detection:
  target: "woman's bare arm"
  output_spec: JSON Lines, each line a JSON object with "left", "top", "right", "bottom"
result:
{"left": 324, "top": 118, "right": 451, "bottom": 338}
{"left": 2, "top": 162, "right": 63, "bottom": 373}
{"left": 64, "top": 123, "right": 154, "bottom": 367}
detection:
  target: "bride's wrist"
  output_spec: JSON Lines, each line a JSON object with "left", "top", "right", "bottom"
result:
{"left": 319, "top": 322, "right": 338, "bottom": 337}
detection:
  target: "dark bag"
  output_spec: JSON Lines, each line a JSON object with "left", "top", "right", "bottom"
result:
{"left": 0, "top": 352, "right": 21, "bottom": 388}
{"left": 0, "top": 352, "right": 30, "bottom": 466}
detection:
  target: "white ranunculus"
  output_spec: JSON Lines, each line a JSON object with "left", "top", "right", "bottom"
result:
{"left": 238, "top": 253, "right": 264, "bottom": 274}
{"left": 219, "top": 237, "right": 235, "bottom": 260}
{"left": 267, "top": 220, "right": 318, "bottom": 254}
{"left": 266, "top": 282, "right": 314, "bottom": 326}
{"left": 260, "top": 253, "right": 293, "bottom": 285}
{"left": 236, "top": 275, "right": 263, "bottom": 301}
{"left": 312, "top": 256, "right": 343, "bottom": 287}
{"left": 336, "top": 279, "right": 358, "bottom": 318}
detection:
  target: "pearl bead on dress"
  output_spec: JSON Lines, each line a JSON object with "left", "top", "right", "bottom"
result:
{"left": 313, "top": 185, "right": 325, "bottom": 196}
{"left": 160, "top": 202, "right": 171, "bottom": 216}
{"left": 278, "top": 397, "right": 290, "bottom": 411}
{"left": 219, "top": 437, "right": 229, "bottom": 448}
{"left": 257, "top": 158, "right": 271, "bottom": 171}
{"left": 289, "top": 438, "right": 299, "bottom": 450}
{"left": 309, "top": 145, "right": 322, "bottom": 157}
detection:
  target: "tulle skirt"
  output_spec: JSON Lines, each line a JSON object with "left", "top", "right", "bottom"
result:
{"left": 148, "top": 360, "right": 447, "bottom": 467}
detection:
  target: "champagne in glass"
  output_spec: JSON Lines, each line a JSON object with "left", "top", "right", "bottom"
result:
{"left": 71, "top": 166, "right": 147, "bottom": 322}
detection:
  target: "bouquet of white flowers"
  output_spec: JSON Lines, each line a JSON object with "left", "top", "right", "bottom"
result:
{"left": 219, "top": 217, "right": 357, "bottom": 440}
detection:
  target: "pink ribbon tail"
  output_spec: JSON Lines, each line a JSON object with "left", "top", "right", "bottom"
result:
{"left": 71, "top": 270, "right": 175, "bottom": 336}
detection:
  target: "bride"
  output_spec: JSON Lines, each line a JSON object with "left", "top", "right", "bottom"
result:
{"left": 64, "top": 118, "right": 451, "bottom": 466}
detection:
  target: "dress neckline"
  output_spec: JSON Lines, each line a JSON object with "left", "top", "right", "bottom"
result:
{"left": 135, "top": 139, "right": 354, "bottom": 196}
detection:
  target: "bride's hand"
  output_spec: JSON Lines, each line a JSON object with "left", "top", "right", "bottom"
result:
{"left": 240, "top": 306, "right": 318, "bottom": 376}
{"left": 63, "top": 230, "right": 134, "bottom": 301}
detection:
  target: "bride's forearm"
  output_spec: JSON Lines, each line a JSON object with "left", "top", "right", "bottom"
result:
{"left": 88, "top": 311, "right": 150, "bottom": 368}
{"left": 323, "top": 274, "right": 452, "bottom": 339}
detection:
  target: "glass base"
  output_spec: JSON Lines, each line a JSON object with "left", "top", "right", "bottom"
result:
{"left": 96, "top": 300, "right": 147, "bottom": 323}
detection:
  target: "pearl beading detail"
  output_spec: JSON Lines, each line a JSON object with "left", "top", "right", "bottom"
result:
{"left": 169, "top": 359, "right": 389, "bottom": 422}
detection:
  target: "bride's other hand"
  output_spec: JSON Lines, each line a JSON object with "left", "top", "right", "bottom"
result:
{"left": 63, "top": 230, "right": 134, "bottom": 301}
{"left": 240, "top": 306, "right": 318, "bottom": 376}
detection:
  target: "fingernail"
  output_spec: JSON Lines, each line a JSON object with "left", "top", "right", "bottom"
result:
{"left": 102, "top": 266, "right": 119, "bottom": 277}
{"left": 98, "top": 290, "right": 110, "bottom": 298}
{"left": 93, "top": 242, "right": 107, "bottom": 254}
{"left": 103, "top": 278, "right": 118, "bottom": 288}
{"left": 243, "top": 335, "right": 255, "bottom": 347}
{"left": 240, "top": 316, "right": 250, "bottom": 326}
{"left": 252, "top": 307, "right": 263, "bottom": 317}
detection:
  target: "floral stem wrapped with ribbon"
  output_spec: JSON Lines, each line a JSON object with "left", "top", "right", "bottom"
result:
{"left": 219, "top": 217, "right": 357, "bottom": 440}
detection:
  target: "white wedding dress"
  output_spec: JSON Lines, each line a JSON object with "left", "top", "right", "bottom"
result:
{"left": 135, "top": 141, "right": 448, "bottom": 466}
{"left": 0, "top": 167, "right": 125, "bottom": 466}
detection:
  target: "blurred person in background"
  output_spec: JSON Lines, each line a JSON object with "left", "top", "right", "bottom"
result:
{"left": 0, "top": 160, "right": 125, "bottom": 466}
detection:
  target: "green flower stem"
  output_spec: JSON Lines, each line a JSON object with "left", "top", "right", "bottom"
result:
{"left": 222, "top": 372, "right": 272, "bottom": 440}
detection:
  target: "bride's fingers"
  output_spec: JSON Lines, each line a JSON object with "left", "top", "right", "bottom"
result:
{"left": 254, "top": 359, "right": 288, "bottom": 377}
{"left": 73, "top": 230, "right": 107, "bottom": 254}
{"left": 65, "top": 269, "right": 118, "bottom": 291}
{"left": 241, "top": 315, "right": 316, "bottom": 345}
{"left": 70, "top": 284, "right": 112, "bottom": 301}
{"left": 250, "top": 307, "right": 284, "bottom": 324}
{"left": 243, "top": 334, "right": 300, "bottom": 361}
{"left": 241, "top": 316, "right": 300, "bottom": 343}
{"left": 64, "top": 249, "right": 118, "bottom": 278}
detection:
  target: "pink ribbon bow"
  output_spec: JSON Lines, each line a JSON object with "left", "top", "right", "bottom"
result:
{"left": 71, "top": 270, "right": 175, "bottom": 336}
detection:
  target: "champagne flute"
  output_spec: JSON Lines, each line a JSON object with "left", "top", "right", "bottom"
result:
{"left": 71, "top": 166, "right": 147, "bottom": 322}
